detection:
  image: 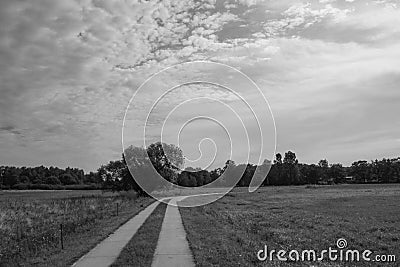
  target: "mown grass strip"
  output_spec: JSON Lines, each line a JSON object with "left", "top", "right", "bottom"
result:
{"left": 111, "top": 201, "right": 168, "bottom": 267}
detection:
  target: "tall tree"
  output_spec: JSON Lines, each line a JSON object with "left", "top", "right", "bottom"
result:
{"left": 146, "top": 142, "right": 183, "bottom": 184}
{"left": 318, "top": 159, "right": 329, "bottom": 183}
{"left": 329, "top": 163, "right": 345, "bottom": 184}
{"left": 282, "top": 151, "right": 300, "bottom": 185}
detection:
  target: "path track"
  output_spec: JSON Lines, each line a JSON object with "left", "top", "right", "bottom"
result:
{"left": 72, "top": 192, "right": 224, "bottom": 267}
{"left": 151, "top": 197, "right": 195, "bottom": 267}
{"left": 72, "top": 201, "right": 161, "bottom": 267}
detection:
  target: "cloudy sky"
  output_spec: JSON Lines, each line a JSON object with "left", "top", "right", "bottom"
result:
{"left": 1, "top": 0, "right": 399, "bottom": 171}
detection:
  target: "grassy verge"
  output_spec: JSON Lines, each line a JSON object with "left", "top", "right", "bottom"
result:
{"left": 0, "top": 189, "right": 118, "bottom": 201}
{"left": 0, "top": 192, "right": 154, "bottom": 266}
{"left": 42, "top": 197, "right": 154, "bottom": 267}
{"left": 180, "top": 184, "right": 400, "bottom": 266}
{"left": 111, "top": 202, "right": 168, "bottom": 267}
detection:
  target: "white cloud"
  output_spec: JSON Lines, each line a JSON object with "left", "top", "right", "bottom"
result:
{"left": 1, "top": 0, "right": 399, "bottom": 169}
{"left": 328, "top": 5, "right": 400, "bottom": 42}
{"left": 236, "top": 0, "right": 266, "bottom": 7}
{"left": 0, "top": 0, "right": 241, "bottom": 169}
{"left": 261, "top": 2, "right": 352, "bottom": 38}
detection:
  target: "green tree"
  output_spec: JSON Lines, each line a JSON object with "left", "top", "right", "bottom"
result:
{"left": 146, "top": 142, "right": 183, "bottom": 184}
{"left": 329, "top": 163, "right": 345, "bottom": 184}
{"left": 350, "top": 160, "right": 370, "bottom": 183}
{"left": 282, "top": 151, "right": 300, "bottom": 185}
{"left": 299, "top": 164, "right": 319, "bottom": 184}
{"left": 19, "top": 175, "right": 29, "bottom": 184}
{"left": 318, "top": 159, "right": 329, "bottom": 183}
{"left": 45, "top": 176, "right": 61, "bottom": 185}
{"left": 3, "top": 173, "right": 19, "bottom": 187}
{"left": 60, "top": 173, "right": 77, "bottom": 185}
{"left": 124, "top": 142, "right": 184, "bottom": 193}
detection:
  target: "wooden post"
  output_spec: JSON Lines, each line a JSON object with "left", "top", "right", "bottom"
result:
{"left": 60, "top": 223, "right": 64, "bottom": 249}
{"left": 16, "top": 223, "right": 20, "bottom": 241}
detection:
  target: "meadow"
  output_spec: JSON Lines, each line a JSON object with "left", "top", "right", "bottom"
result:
{"left": 180, "top": 184, "right": 400, "bottom": 266}
{"left": 1, "top": 184, "right": 399, "bottom": 267}
{"left": 0, "top": 190, "right": 153, "bottom": 266}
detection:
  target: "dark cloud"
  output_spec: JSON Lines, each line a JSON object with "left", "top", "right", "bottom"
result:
{"left": 0, "top": 124, "right": 22, "bottom": 136}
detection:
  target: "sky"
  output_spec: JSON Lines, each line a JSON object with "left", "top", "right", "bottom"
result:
{"left": 0, "top": 0, "right": 400, "bottom": 171}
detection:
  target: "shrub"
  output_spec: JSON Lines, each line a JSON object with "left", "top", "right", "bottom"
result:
{"left": 11, "top": 183, "right": 30, "bottom": 190}
{"left": 64, "top": 184, "right": 101, "bottom": 190}
{"left": 118, "top": 190, "right": 138, "bottom": 200}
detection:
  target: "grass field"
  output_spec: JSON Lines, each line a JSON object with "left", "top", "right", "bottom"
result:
{"left": 1, "top": 185, "right": 399, "bottom": 266}
{"left": 180, "top": 184, "right": 400, "bottom": 266}
{"left": 0, "top": 190, "right": 154, "bottom": 266}
{"left": 0, "top": 190, "right": 115, "bottom": 201}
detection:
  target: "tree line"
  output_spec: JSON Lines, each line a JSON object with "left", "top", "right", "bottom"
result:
{"left": 1, "top": 142, "right": 399, "bottom": 191}
{"left": 0, "top": 165, "right": 101, "bottom": 190}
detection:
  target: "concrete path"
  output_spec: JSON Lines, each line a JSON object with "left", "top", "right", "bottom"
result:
{"left": 72, "top": 200, "right": 162, "bottom": 267}
{"left": 72, "top": 192, "right": 224, "bottom": 267}
{"left": 151, "top": 196, "right": 195, "bottom": 267}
